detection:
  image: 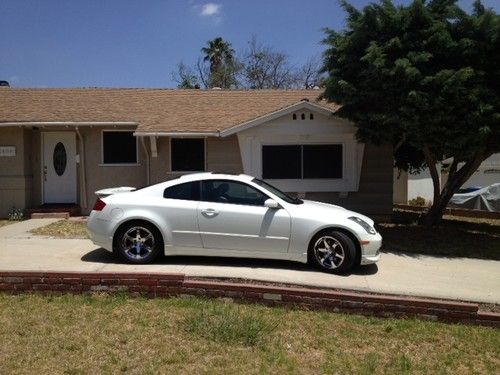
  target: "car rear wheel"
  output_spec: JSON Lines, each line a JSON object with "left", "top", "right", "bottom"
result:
{"left": 115, "top": 222, "right": 162, "bottom": 264}
{"left": 309, "top": 230, "right": 357, "bottom": 273}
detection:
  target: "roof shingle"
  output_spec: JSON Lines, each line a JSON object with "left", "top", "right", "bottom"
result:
{"left": 0, "top": 88, "right": 339, "bottom": 133}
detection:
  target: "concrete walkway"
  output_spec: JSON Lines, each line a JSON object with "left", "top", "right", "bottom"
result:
{"left": 0, "top": 219, "right": 61, "bottom": 239}
{"left": 0, "top": 220, "right": 499, "bottom": 304}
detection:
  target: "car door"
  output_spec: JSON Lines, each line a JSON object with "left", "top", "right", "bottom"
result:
{"left": 197, "top": 179, "right": 291, "bottom": 253}
{"left": 160, "top": 181, "right": 203, "bottom": 249}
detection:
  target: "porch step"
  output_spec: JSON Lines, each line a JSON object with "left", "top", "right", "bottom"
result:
{"left": 25, "top": 205, "right": 81, "bottom": 219}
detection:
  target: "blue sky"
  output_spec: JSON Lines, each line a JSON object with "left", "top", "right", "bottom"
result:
{"left": 1, "top": 0, "right": 498, "bottom": 88}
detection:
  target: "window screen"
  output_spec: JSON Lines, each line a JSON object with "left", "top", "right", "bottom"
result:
{"left": 102, "top": 131, "right": 137, "bottom": 164}
{"left": 202, "top": 180, "right": 268, "bottom": 206}
{"left": 171, "top": 138, "right": 205, "bottom": 171}
{"left": 262, "top": 144, "right": 343, "bottom": 179}
{"left": 262, "top": 145, "right": 301, "bottom": 179}
{"left": 163, "top": 181, "right": 200, "bottom": 201}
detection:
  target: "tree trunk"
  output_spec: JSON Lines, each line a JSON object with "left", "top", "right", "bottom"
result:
{"left": 421, "top": 151, "right": 491, "bottom": 226}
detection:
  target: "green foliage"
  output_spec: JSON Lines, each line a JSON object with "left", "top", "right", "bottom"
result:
{"left": 201, "top": 37, "right": 238, "bottom": 88}
{"left": 408, "top": 196, "right": 427, "bottom": 206}
{"left": 7, "top": 207, "right": 24, "bottom": 221}
{"left": 322, "top": 0, "right": 500, "bottom": 171}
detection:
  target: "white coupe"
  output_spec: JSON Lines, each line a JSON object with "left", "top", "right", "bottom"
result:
{"left": 87, "top": 173, "right": 381, "bottom": 273}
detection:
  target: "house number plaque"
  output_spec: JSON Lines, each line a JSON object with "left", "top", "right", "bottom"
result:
{"left": 0, "top": 146, "right": 16, "bottom": 157}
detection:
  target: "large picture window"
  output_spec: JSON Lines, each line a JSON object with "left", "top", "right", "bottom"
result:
{"left": 262, "top": 144, "right": 342, "bottom": 179}
{"left": 171, "top": 138, "right": 205, "bottom": 172}
{"left": 102, "top": 131, "right": 137, "bottom": 164}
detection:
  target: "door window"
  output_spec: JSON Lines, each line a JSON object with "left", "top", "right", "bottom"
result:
{"left": 53, "top": 142, "right": 67, "bottom": 176}
{"left": 201, "top": 180, "right": 268, "bottom": 206}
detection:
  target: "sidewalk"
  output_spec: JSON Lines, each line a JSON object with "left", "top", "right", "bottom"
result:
{"left": 1, "top": 229, "right": 498, "bottom": 303}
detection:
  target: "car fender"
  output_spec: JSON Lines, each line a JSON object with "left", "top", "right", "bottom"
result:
{"left": 110, "top": 210, "right": 172, "bottom": 247}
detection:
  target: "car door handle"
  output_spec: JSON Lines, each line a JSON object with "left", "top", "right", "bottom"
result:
{"left": 201, "top": 208, "right": 218, "bottom": 217}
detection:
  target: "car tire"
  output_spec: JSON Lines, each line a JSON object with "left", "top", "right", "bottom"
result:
{"left": 114, "top": 221, "right": 163, "bottom": 264}
{"left": 308, "top": 230, "right": 357, "bottom": 273}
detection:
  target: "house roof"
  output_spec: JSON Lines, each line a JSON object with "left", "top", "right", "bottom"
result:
{"left": 0, "top": 88, "right": 340, "bottom": 134}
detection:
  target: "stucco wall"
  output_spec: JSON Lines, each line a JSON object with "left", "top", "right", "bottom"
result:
{"left": 305, "top": 143, "right": 394, "bottom": 218}
{"left": 149, "top": 135, "right": 243, "bottom": 184}
{"left": 80, "top": 127, "right": 147, "bottom": 214}
{"left": 0, "top": 128, "right": 32, "bottom": 217}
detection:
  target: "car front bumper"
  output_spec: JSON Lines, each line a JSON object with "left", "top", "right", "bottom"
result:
{"left": 360, "top": 232, "right": 382, "bottom": 265}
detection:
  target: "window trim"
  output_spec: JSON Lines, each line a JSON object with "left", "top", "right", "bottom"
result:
{"left": 100, "top": 130, "right": 139, "bottom": 166}
{"left": 169, "top": 137, "right": 207, "bottom": 173}
{"left": 261, "top": 143, "right": 344, "bottom": 180}
{"left": 201, "top": 179, "right": 271, "bottom": 207}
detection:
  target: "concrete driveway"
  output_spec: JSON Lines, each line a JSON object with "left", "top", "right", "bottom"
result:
{"left": 1, "top": 219, "right": 499, "bottom": 304}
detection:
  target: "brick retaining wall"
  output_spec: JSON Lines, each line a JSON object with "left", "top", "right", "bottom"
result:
{"left": 0, "top": 271, "right": 498, "bottom": 327}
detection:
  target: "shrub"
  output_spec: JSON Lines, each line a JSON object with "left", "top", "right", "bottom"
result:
{"left": 8, "top": 207, "right": 24, "bottom": 221}
{"left": 408, "top": 196, "right": 426, "bottom": 207}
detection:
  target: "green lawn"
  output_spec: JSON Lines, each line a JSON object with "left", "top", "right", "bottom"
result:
{"left": 379, "top": 210, "right": 500, "bottom": 260}
{"left": 0, "top": 294, "right": 498, "bottom": 374}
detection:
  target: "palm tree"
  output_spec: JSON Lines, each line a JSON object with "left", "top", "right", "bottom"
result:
{"left": 201, "top": 37, "right": 234, "bottom": 86}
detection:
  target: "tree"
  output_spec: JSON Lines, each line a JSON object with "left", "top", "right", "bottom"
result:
{"left": 240, "top": 36, "right": 297, "bottom": 89}
{"left": 297, "top": 56, "right": 324, "bottom": 89}
{"left": 172, "top": 61, "right": 199, "bottom": 89}
{"left": 322, "top": 0, "right": 500, "bottom": 226}
{"left": 201, "top": 37, "right": 238, "bottom": 88}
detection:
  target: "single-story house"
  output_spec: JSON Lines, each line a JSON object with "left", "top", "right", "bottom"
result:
{"left": 393, "top": 154, "right": 500, "bottom": 205}
{"left": 0, "top": 87, "right": 393, "bottom": 218}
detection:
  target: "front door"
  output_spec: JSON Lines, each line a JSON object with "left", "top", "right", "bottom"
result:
{"left": 197, "top": 179, "right": 291, "bottom": 253}
{"left": 42, "top": 132, "right": 77, "bottom": 204}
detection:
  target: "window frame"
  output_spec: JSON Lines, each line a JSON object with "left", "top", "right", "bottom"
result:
{"left": 261, "top": 143, "right": 344, "bottom": 180}
{"left": 169, "top": 137, "right": 207, "bottom": 173}
{"left": 100, "top": 130, "right": 139, "bottom": 167}
{"left": 201, "top": 179, "right": 271, "bottom": 207}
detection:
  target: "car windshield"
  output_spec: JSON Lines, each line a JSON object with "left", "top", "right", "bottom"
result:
{"left": 252, "top": 178, "right": 303, "bottom": 205}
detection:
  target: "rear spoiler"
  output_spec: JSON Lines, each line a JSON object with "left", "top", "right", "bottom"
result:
{"left": 95, "top": 186, "right": 136, "bottom": 198}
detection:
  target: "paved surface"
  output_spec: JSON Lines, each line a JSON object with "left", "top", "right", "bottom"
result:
{"left": 0, "top": 218, "right": 61, "bottom": 239}
{"left": 0, "top": 220, "right": 499, "bottom": 304}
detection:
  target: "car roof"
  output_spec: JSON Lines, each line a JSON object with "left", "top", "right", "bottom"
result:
{"left": 177, "top": 172, "right": 254, "bottom": 183}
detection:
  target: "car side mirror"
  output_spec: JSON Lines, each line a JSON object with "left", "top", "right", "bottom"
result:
{"left": 264, "top": 199, "right": 280, "bottom": 209}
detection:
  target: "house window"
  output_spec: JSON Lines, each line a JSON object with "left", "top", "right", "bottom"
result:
{"left": 171, "top": 138, "right": 205, "bottom": 172}
{"left": 262, "top": 144, "right": 342, "bottom": 179}
{"left": 102, "top": 131, "right": 137, "bottom": 164}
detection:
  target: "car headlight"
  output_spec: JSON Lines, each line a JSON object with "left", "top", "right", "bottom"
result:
{"left": 348, "top": 216, "right": 377, "bottom": 235}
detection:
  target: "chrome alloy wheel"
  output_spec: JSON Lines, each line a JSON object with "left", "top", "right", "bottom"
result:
{"left": 121, "top": 226, "right": 155, "bottom": 260}
{"left": 313, "top": 235, "right": 346, "bottom": 269}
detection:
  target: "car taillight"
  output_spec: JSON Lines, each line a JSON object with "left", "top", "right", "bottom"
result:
{"left": 93, "top": 198, "right": 106, "bottom": 211}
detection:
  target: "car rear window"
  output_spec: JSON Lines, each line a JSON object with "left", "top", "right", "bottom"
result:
{"left": 163, "top": 181, "right": 200, "bottom": 201}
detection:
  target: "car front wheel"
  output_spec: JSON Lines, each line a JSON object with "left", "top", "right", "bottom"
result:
{"left": 115, "top": 222, "right": 162, "bottom": 264}
{"left": 309, "top": 230, "right": 357, "bottom": 273}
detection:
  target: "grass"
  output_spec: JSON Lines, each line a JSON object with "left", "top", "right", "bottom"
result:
{"left": 30, "top": 219, "right": 88, "bottom": 239}
{"left": 379, "top": 210, "right": 500, "bottom": 260}
{"left": 0, "top": 294, "right": 498, "bottom": 374}
{"left": 0, "top": 220, "right": 14, "bottom": 228}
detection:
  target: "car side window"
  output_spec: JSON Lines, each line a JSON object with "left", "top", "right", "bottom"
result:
{"left": 201, "top": 180, "right": 269, "bottom": 206}
{"left": 163, "top": 181, "right": 200, "bottom": 201}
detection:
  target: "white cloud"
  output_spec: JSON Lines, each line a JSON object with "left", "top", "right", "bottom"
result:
{"left": 200, "top": 3, "right": 221, "bottom": 17}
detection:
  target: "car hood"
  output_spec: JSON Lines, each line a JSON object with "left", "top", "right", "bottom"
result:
{"left": 299, "top": 199, "right": 375, "bottom": 226}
